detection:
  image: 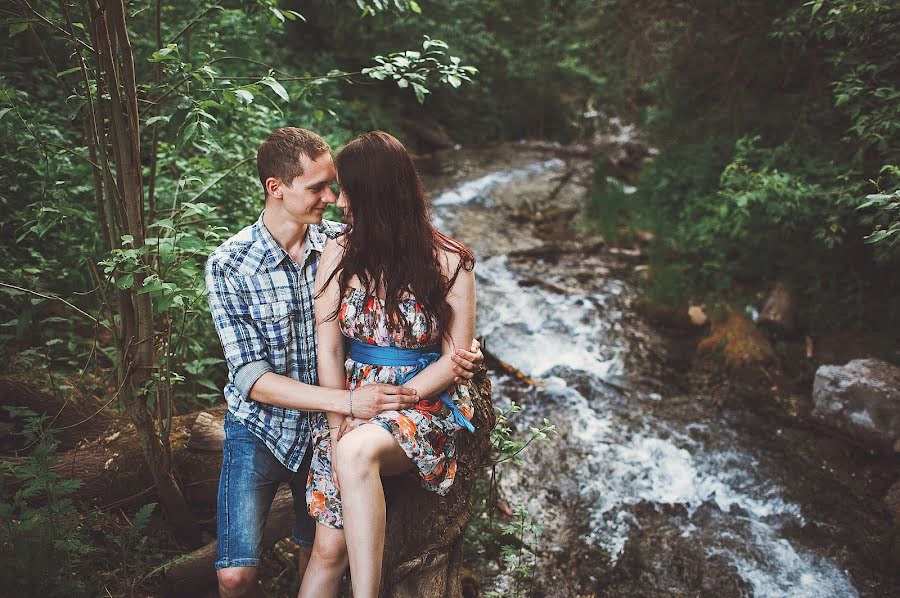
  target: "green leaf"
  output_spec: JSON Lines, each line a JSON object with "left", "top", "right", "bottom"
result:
{"left": 116, "top": 273, "right": 134, "bottom": 290}
{"left": 412, "top": 82, "right": 429, "bottom": 104}
{"left": 132, "top": 502, "right": 157, "bottom": 534}
{"left": 56, "top": 67, "right": 80, "bottom": 78}
{"left": 177, "top": 120, "right": 198, "bottom": 148}
{"left": 408, "top": 1, "right": 422, "bottom": 13}
{"left": 0, "top": 107, "right": 11, "bottom": 122}
{"left": 234, "top": 89, "right": 254, "bottom": 104}
{"left": 261, "top": 77, "right": 290, "bottom": 102}
{"left": 148, "top": 217, "right": 175, "bottom": 230}
{"left": 146, "top": 115, "right": 170, "bottom": 126}
{"left": 9, "top": 22, "right": 29, "bottom": 38}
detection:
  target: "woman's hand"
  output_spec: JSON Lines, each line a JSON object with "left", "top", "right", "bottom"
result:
{"left": 331, "top": 415, "right": 366, "bottom": 491}
{"left": 329, "top": 432, "right": 341, "bottom": 493}
{"left": 337, "top": 415, "right": 365, "bottom": 441}
{"left": 451, "top": 337, "right": 484, "bottom": 383}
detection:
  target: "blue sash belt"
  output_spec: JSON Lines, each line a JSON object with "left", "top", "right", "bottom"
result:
{"left": 347, "top": 338, "right": 475, "bottom": 433}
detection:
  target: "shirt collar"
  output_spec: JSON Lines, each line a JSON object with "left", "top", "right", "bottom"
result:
{"left": 255, "top": 212, "right": 327, "bottom": 271}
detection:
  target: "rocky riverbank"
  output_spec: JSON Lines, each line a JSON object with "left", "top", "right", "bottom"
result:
{"left": 419, "top": 140, "right": 899, "bottom": 597}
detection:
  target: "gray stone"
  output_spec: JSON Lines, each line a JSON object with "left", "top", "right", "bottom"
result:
{"left": 812, "top": 358, "right": 900, "bottom": 450}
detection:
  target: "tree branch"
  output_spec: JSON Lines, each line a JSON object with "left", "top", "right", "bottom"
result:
{"left": 166, "top": 0, "right": 223, "bottom": 46}
{"left": 0, "top": 282, "right": 113, "bottom": 332}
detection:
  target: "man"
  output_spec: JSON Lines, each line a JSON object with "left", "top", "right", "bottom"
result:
{"left": 206, "top": 127, "right": 481, "bottom": 596}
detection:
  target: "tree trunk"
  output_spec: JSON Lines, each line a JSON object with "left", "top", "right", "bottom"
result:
{"left": 83, "top": 0, "right": 196, "bottom": 541}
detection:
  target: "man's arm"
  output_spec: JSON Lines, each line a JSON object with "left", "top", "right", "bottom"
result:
{"left": 205, "top": 255, "right": 416, "bottom": 416}
{"left": 248, "top": 372, "right": 416, "bottom": 417}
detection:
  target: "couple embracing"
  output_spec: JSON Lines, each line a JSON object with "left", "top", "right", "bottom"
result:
{"left": 206, "top": 127, "right": 481, "bottom": 597}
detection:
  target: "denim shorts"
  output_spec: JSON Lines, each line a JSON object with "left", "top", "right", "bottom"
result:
{"left": 215, "top": 411, "right": 315, "bottom": 570}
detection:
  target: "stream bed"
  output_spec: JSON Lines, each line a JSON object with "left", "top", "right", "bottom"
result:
{"left": 419, "top": 144, "right": 898, "bottom": 598}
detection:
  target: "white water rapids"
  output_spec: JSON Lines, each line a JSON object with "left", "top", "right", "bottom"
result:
{"left": 427, "top": 154, "right": 860, "bottom": 597}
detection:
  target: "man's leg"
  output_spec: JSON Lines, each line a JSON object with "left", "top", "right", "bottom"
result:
{"left": 216, "top": 414, "right": 281, "bottom": 597}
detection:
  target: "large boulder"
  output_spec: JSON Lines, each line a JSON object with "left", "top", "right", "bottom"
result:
{"left": 811, "top": 358, "right": 900, "bottom": 451}
{"left": 758, "top": 280, "right": 798, "bottom": 336}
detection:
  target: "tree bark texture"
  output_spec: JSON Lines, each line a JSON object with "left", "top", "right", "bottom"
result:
{"left": 79, "top": 0, "right": 196, "bottom": 539}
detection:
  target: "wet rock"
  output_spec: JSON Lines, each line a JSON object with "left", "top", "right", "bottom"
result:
{"left": 688, "top": 304, "right": 709, "bottom": 326}
{"left": 697, "top": 310, "right": 775, "bottom": 371}
{"left": 885, "top": 479, "right": 900, "bottom": 528}
{"left": 604, "top": 511, "right": 751, "bottom": 598}
{"left": 758, "top": 281, "right": 798, "bottom": 336}
{"left": 811, "top": 358, "right": 900, "bottom": 451}
{"left": 400, "top": 115, "right": 454, "bottom": 150}
{"left": 633, "top": 298, "right": 693, "bottom": 330}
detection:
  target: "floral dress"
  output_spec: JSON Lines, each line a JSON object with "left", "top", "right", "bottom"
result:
{"left": 306, "top": 287, "right": 474, "bottom": 529}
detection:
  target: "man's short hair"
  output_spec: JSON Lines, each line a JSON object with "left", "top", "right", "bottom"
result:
{"left": 257, "top": 127, "right": 331, "bottom": 193}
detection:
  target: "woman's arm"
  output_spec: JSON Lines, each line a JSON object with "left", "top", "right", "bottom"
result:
{"left": 315, "top": 239, "right": 352, "bottom": 435}
{"left": 402, "top": 251, "right": 476, "bottom": 400}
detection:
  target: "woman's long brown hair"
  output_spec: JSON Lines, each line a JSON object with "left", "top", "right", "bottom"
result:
{"left": 322, "top": 131, "right": 474, "bottom": 340}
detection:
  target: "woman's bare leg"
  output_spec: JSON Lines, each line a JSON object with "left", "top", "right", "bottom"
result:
{"left": 297, "top": 523, "right": 349, "bottom": 598}
{"left": 333, "top": 424, "right": 413, "bottom": 598}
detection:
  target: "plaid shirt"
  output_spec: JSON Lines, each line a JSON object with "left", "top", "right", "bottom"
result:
{"left": 205, "top": 213, "right": 345, "bottom": 471}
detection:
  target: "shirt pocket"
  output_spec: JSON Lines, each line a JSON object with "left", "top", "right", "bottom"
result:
{"left": 249, "top": 300, "right": 294, "bottom": 352}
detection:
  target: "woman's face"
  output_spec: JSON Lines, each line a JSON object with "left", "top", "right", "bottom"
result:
{"left": 335, "top": 182, "right": 351, "bottom": 224}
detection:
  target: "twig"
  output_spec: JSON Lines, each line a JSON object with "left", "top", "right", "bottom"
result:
{"left": 16, "top": 0, "right": 95, "bottom": 53}
{"left": 0, "top": 282, "right": 113, "bottom": 332}
{"left": 185, "top": 155, "right": 254, "bottom": 203}
{"left": 52, "top": 384, "right": 121, "bottom": 431}
{"left": 101, "top": 484, "right": 155, "bottom": 511}
{"left": 166, "top": 0, "right": 223, "bottom": 46}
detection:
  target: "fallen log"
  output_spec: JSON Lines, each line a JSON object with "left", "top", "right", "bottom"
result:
{"left": 163, "top": 484, "right": 295, "bottom": 597}
{"left": 49, "top": 405, "right": 226, "bottom": 508}
{"left": 0, "top": 375, "right": 119, "bottom": 452}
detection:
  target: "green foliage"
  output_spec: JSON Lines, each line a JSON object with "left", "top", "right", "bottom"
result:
{"left": 0, "top": 410, "right": 92, "bottom": 597}
{"left": 583, "top": 157, "right": 636, "bottom": 242}
{"left": 465, "top": 401, "right": 555, "bottom": 594}
{"left": 581, "top": 0, "right": 900, "bottom": 336}
{"left": 362, "top": 36, "right": 478, "bottom": 104}
{"left": 0, "top": 0, "right": 476, "bottom": 416}
{"left": 286, "top": 0, "right": 606, "bottom": 142}
{"left": 857, "top": 165, "right": 900, "bottom": 252}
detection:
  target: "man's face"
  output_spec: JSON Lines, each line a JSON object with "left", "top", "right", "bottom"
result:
{"left": 274, "top": 152, "right": 338, "bottom": 225}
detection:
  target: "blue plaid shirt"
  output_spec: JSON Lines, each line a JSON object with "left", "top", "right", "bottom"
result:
{"left": 205, "top": 213, "right": 345, "bottom": 471}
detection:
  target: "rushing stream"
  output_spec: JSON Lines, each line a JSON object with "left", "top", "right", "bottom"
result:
{"left": 418, "top": 145, "right": 896, "bottom": 597}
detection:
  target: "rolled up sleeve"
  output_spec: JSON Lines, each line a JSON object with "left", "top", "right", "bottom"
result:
{"left": 205, "top": 257, "right": 271, "bottom": 399}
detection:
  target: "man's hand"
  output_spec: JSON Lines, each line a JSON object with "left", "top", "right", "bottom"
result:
{"left": 451, "top": 337, "right": 484, "bottom": 384}
{"left": 349, "top": 383, "right": 417, "bottom": 419}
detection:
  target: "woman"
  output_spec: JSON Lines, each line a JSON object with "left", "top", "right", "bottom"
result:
{"left": 299, "top": 131, "right": 477, "bottom": 598}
